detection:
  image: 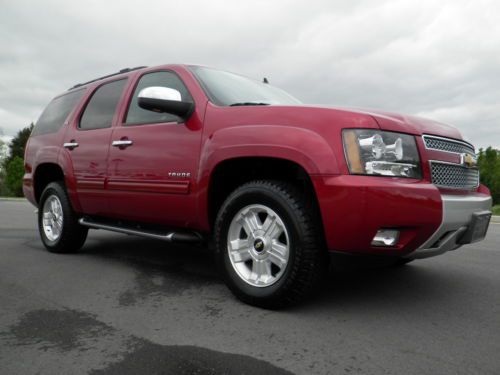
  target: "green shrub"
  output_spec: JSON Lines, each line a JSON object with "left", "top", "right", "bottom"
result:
{"left": 0, "top": 171, "right": 9, "bottom": 196}
{"left": 478, "top": 147, "right": 500, "bottom": 205}
{"left": 5, "top": 156, "right": 25, "bottom": 197}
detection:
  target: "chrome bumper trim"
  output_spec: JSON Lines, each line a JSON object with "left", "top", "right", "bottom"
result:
{"left": 408, "top": 194, "right": 492, "bottom": 259}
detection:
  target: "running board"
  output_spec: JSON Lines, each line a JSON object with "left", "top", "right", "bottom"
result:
{"left": 78, "top": 218, "right": 203, "bottom": 243}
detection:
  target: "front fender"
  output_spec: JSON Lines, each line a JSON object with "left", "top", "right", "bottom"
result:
{"left": 199, "top": 125, "right": 339, "bottom": 177}
{"left": 195, "top": 125, "right": 339, "bottom": 231}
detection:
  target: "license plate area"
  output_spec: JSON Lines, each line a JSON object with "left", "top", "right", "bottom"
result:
{"left": 459, "top": 211, "right": 492, "bottom": 244}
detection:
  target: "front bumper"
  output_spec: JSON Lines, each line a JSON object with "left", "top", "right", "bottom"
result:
{"left": 408, "top": 194, "right": 492, "bottom": 259}
{"left": 312, "top": 175, "right": 492, "bottom": 258}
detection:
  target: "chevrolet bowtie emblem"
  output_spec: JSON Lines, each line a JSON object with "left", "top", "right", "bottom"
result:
{"left": 461, "top": 153, "right": 478, "bottom": 168}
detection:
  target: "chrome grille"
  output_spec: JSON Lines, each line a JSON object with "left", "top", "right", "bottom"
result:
{"left": 423, "top": 135, "right": 474, "bottom": 154}
{"left": 430, "top": 162, "right": 479, "bottom": 190}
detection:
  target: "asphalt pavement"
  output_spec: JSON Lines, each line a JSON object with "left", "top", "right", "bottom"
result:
{"left": 0, "top": 199, "right": 499, "bottom": 375}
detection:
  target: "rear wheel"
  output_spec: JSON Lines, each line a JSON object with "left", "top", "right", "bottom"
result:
{"left": 214, "top": 180, "right": 327, "bottom": 308}
{"left": 38, "top": 181, "right": 88, "bottom": 253}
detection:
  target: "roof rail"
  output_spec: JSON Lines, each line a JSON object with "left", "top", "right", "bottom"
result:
{"left": 68, "top": 66, "right": 147, "bottom": 90}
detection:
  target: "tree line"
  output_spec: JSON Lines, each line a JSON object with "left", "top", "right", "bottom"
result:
{"left": 0, "top": 124, "right": 499, "bottom": 207}
{"left": 0, "top": 124, "right": 33, "bottom": 196}
{"left": 477, "top": 147, "right": 500, "bottom": 205}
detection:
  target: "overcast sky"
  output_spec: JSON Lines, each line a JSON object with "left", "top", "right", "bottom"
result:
{"left": 1, "top": 0, "right": 499, "bottom": 148}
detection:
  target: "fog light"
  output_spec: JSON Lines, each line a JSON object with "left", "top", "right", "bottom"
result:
{"left": 372, "top": 229, "right": 399, "bottom": 247}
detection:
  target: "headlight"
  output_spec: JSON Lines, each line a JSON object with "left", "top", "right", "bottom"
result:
{"left": 343, "top": 129, "right": 421, "bottom": 178}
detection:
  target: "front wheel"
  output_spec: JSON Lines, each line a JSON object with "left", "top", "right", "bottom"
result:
{"left": 38, "top": 181, "right": 88, "bottom": 253}
{"left": 214, "top": 180, "right": 327, "bottom": 308}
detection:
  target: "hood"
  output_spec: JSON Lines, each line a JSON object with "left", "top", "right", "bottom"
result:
{"left": 331, "top": 106, "right": 463, "bottom": 140}
{"left": 361, "top": 109, "right": 463, "bottom": 139}
{"left": 301, "top": 105, "right": 464, "bottom": 141}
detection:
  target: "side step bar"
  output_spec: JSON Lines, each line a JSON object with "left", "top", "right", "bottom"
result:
{"left": 78, "top": 218, "right": 203, "bottom": 243}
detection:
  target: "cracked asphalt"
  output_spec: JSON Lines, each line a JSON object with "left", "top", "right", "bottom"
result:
{"left": 0, "top": 200, "right": 499, "bottom": 374}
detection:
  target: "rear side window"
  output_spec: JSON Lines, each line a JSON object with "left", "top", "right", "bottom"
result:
{"left": 125, "top": 71, "right": 192, "bottom": 125}
{"left": 32, "top": 89, "right": 85, "bottom": 136}
{"left": 79, "top": 79, "right": 127, "bottom": 130}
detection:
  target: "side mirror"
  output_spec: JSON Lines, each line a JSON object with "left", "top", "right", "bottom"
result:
{"left": 137, "top": 86, "right": 194, "bottom": 119}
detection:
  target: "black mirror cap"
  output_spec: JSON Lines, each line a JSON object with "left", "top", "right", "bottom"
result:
{"left": 138, "top": 97, "right": 194, "bottom": 120}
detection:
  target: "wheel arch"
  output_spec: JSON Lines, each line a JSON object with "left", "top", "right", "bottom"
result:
{"left": 33, "top": 161, "right": 81, "bottom": 212}
{"left": 33, "top": 163, "right": 65, "bottom": 203}
{"left": 196, "top": 125, "right": 337, "bottom": 232}
{"left": 204, "top": 156, "right": 322, "bottom": 232}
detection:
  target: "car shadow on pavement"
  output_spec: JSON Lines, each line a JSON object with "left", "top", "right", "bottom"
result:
{"left": 75, "top": 232, "right": 463, "bottom": 311}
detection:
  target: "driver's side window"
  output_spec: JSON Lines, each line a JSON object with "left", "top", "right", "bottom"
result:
{"left": 125, "top": 71, "right": 193, "bottom": 125}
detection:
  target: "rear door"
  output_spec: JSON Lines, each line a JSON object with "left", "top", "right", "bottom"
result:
{"left": 105, "top": 70, "right": 202, "bottom": 227}
{"left": 63, "top": 79, "right": 127, "bottom": 215}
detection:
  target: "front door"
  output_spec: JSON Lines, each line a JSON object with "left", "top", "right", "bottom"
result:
{"left": 63, "top": 78, "right": 127, "bottom": 215}
{"left": 105, "top": 70, "right": 202, "bottom": 227}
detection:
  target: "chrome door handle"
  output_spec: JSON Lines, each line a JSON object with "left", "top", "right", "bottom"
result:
{"left": 112, "top": 140, "right": 133, "bottom": 147}
{"left": 63, "top": 142, "right": 79, "bottom": 149}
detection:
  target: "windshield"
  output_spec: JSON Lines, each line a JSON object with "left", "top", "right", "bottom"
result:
{"left": 189, "top": 66, "right": 301, "bottom": 106}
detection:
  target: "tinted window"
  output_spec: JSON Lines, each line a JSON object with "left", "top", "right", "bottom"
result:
{"left": 125, "top": 71, "right": 193, "bottom": 125}
{"left": 80, "top": 79, "right": 126, "bottom": 130}
{"left": 189, "top": 66, "right": 300, "bottom": 106}
{"left": 32, "top": 89, "right": 85, "bottom": 136}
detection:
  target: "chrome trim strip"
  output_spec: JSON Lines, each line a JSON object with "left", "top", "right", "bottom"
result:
{"left": 422, "top": 134, "right": 475, "bottom": 154}
{"left": 429, "top": 159, "right": 466, "bottom": 167}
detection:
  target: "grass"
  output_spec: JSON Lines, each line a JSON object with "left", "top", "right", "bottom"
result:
{"left": 493, "top": 205, "right": 500, "bottom": 216}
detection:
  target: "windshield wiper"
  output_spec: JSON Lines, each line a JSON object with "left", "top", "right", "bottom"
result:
{"left": 229, "top": 102, "right": 270, "bottom": 106}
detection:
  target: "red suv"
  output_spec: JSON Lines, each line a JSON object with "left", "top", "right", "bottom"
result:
{"left": 24, "top": 64, "right": 492, "bottom": 308}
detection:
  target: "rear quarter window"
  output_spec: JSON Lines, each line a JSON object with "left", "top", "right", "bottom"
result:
{"left": 32, "top": 89, "right": 85, "bottom": 136}
{"left": 79, "top": 79, "right": 127, "bottom": 130}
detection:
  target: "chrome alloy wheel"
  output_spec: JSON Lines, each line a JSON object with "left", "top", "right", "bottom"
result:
{"left": 227, "top": 204, "right": 290, "bottom": 287}
{"left": 42, "top": 195, "right": 64, "bottom": 242}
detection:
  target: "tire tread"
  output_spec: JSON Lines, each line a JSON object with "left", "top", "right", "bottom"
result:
{"left": 38, "top": 181, "right": 88, "bottom": 253}
{"left": 215, "top": 180, "right": 327, "bottom": 308}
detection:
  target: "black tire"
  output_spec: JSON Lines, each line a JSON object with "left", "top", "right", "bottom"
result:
{"left": 214, "top": 180, "right": 327, "bottom": 309}
{"left": 38, "top": 181, "right": 88, "bottom": 253}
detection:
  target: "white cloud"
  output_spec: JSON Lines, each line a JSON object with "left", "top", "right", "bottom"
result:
{"left": 0, "top": 0, "right": 499, "bottom": 149}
